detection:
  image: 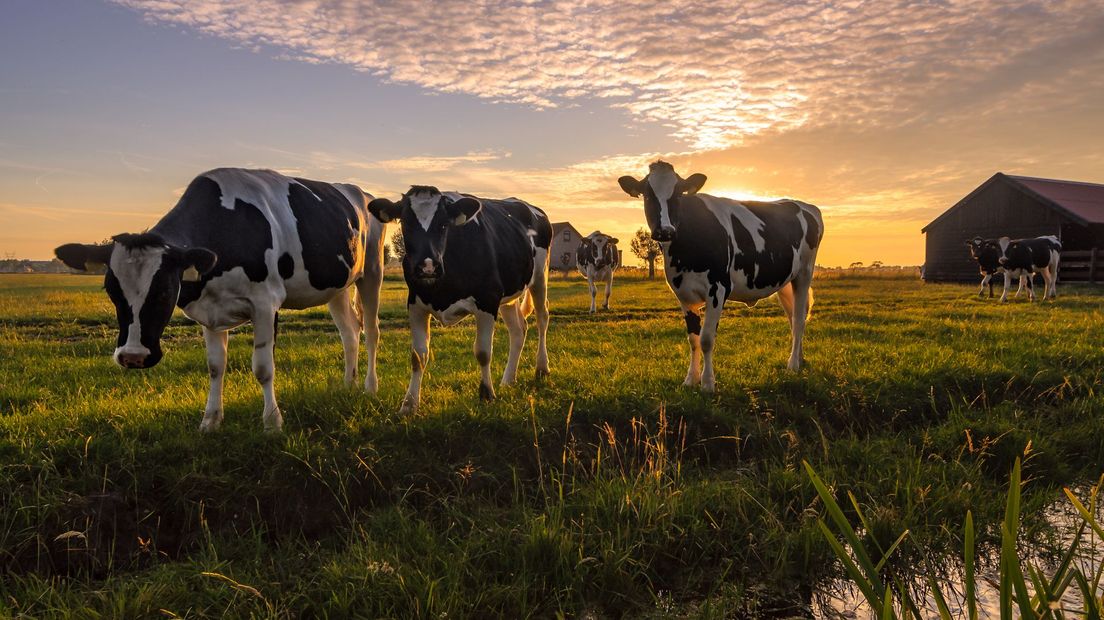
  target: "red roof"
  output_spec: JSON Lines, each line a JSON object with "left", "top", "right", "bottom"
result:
{"left": 1007, "top": 175, "right": 1104, "bottom": 225}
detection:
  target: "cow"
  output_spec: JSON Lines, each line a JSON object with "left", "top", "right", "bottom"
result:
{"left": 969, "top": 235, "right": 1061, "bottom": 302}
{"left": 966, "top": 237, "right": 1029, "bottom": 299}
{"left": 367, "top": 186, "right": 552, "bottom": 414}
{"left": 54, "top": 168, "right": 386, "bottom": 433}
{"left": 576, "top": 231, "right": 619, "bottom": 312}
{"left": 618, "top": 161, "right": 823, "bottom": 391}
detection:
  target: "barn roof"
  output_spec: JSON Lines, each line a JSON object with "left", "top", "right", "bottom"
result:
{"left": 551, "top": 221, "right": 581, "bottom": 236}
{"left": 923, "top": 172, "right": 1104, "bottom": 232}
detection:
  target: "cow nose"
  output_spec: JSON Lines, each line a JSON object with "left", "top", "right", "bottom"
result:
{"left": 998, "top": 257, "right": 1007, "bottom": 264}
{"left": 118, "top": 352, "right": 147, "bottom": 368}
{"left": 653, "top": 226, "right": 675, "bottom": 242}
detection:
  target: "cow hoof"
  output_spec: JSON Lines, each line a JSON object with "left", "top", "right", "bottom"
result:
{"left": 198, "top": 416, "right": 222, "bottom": 433}
{"left": 263, "top": 408, "right": 284, "bottom": 434}
{"left": 535, "top": 368, "right": 550, "bottom": 381}
{"left": 398, "top": 401, "right": 417, "bottom": 416}
{"left": 479, "top": 382, "right": 496, "bottom": 401}
{"left": 364, "top": 375, "right": 379, "bottom": 395}
{"left": 701, "top": 383, "right": 716, "bottom": 394}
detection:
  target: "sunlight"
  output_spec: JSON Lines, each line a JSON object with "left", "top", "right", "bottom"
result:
{"left": 706, "top": 186, "right": 782, "bottom": 203}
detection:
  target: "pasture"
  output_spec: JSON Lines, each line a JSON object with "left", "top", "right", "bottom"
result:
{"left": 2, "top": 271, "right": 1104, "bottom": 617}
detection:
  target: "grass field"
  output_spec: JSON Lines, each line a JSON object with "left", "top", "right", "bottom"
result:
{"left": 2, "top": 271, "right": 1104, "bottom": 618}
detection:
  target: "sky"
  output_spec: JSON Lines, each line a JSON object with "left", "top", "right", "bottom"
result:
{"left": 1, "top": 0, "right": 1102, "bottom": 266}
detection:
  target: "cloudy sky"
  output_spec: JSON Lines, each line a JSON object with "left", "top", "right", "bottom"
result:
{"left": 2, "top": 0, "right": 1102, "bottom": 265}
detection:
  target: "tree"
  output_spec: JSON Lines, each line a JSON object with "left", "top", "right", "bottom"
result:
{"left": 630, "top": 228, "right": 663, "bottom": 280}
{"left": 848, "top": 261, "right": 864, "bottom": 270}
{"left": 390, "top": 228, "right": 405, "bottom": 260}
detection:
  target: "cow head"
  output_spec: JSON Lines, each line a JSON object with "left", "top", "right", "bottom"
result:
{"left": 965, "top": 236, "right": 1003, "bottom": 273}
{"left": 585, "top": 232, "right": 619, "bottom": 267}
{"left": 55, "top": 233, "right": 217, "bottom": 369}
{"left": 617, "top": 161, "right": 707, "bottom": 243}
{"left": 367, "top": 186, "right": 481, "bottom": 286}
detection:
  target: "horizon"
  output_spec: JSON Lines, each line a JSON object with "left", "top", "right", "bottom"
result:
{"left": 2, "top": 1, "right": 1102, "bottom": 266}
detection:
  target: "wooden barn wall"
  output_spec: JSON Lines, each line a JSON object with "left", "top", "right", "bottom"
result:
{"left": 550, "top": 227, "right": 581, "bottom": 272}
{"left": 923, "top": 180, "right": 1063, "bottom": 282}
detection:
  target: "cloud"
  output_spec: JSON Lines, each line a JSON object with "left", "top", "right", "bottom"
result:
{"left": 111, "top": 0, "right": 1104, "bottom": 150}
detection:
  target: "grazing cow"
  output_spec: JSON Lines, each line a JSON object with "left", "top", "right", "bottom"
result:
{"left": 618, "top": 161, "right": 823, "bottom": 391}
{"left": 367, "top": 186, "right": 552, "bottom": 414}
{"left": 55, "top": 168, "right": 386, "bottom": 432}
{"left": 576, "top": 231, "right": 619, "bottom": 312}
{"left": 966, "top": 237, "right": 1029, "bottom": 299}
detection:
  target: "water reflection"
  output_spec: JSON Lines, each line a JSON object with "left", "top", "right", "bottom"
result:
{"left": 813, "top": 485, "right": 1104, "bottom": 618}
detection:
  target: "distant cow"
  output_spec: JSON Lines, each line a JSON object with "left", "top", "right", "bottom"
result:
{"left": 367, "top": 186, "right": 552, "bottom": 414}
{"left": 618, "top": 161, "right": 823, "bottom": 391}
{"left": 967, "top": 235, "right": 1061, "bottom": 301}
{"left": 576, "top": 231, "right": 619, "bottom": 312}
{"left": 55, "top": 168, "right": 386, "bottom": 432}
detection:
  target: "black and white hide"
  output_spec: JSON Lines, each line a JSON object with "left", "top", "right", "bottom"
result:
{"left": 575, "top": 231, "right": 619, "bottom": 312}
{"left": 55, "top": 168, "right": 386, "bottom": 432}
{"left": 367, "top": 186, "right": 553, "bottom": 414}
{"left": 618, "top": 161, "right": 823, "bottom": 391}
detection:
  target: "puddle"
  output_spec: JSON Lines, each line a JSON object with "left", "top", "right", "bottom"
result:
{"left": 812, "top": 486, "right": 1104, "bottom": 618}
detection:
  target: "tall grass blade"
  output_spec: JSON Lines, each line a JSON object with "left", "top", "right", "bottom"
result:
{"left": 965, "top": 511, "right": 977, "bottom": 620}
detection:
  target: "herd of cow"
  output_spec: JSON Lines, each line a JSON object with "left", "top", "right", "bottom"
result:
{"left": 55, "top": 161, "right": 823, "bottom": 432}
{"left": 966, "top": 235, "right": 1063, "bottom": 302}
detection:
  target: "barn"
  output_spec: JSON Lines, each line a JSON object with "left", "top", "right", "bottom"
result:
{"left": 922, "top": 172, "right": 1104, "bottom": 282}
{"left": 550, "top": 222, "right": 583, "bottom": 273}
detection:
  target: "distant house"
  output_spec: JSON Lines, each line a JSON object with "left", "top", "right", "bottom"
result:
{"left": 550, "top": 222, "right": 583, "bottom": 273}
{"left": 922, "top": 173, "right": 1104, "bottom": 282}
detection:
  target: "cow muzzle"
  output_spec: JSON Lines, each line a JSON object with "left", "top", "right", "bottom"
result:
{"left": 114, "top": 345, "right": 154, "bottom": 369}
{"left": 414, "top": 258, "right": 442, "bottom": 283}
{"left": 652, "top": 226, "right": 676, "bottom": 243}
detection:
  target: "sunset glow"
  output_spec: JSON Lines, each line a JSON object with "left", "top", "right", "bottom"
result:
{"left": 2, "top": 1, "right": 1102, "bottom": 267}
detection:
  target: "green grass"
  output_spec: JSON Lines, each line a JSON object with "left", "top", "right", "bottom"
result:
{"left": 2, "top": 272, "right": 1104, "bottom": 618}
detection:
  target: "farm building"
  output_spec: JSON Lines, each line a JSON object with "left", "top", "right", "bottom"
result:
{"left": 550, "top": 222, "right": 583, "bottom": 272}
{"left": 922, "top": 172, "right": 1104, "bottom": 282}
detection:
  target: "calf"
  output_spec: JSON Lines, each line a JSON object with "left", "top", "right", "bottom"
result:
{"left": 966, "top": 237, "right": 1027, "bottom": 299}
{"left": 576, "top": 231, "right": 619, "bottom": 312}
{"left": 618, "top": 161, "right": 823, "bottom": 391}
{"left": 368, "top": 186, "right": 552, "bottom": 414}
{"left": 55, "top": 168, "right": 386, "bottom": 432}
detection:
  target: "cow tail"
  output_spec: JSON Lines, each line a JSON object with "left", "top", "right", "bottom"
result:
{"left": 806, "top": 286, "right": 815, "bottom": 321}
{"left": 351, "top": 289, "right": 364, "bottom": 333}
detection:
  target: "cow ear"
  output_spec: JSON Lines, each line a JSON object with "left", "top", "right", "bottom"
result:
{"left": 618, "top": 176, "right": 644, "bottom": 198}
{"left": 182, "top": 248, "right": 217, "bottom": 281}
{"left": 608, "top": 237, "right": 619, "bottom": 244}
{"left": 55, "top": 242, "right": 113, "bottom": 271}
{"left": 679, "top": 173, "right": 707, "bottom": 195}
{"left": 447, "top": 197, "right": 481, "bottom": 225}
{"left": 367, "top": 198, "right": 403, "bottom": 223}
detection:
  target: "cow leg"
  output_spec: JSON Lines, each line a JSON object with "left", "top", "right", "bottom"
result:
{"left": 978, "top": 274, "right": 991, "bottom": 297}
{"left": 999, "top": 271, "right": 1011, "bottom": 302}
{"left": 1014, "top": 275, "right": 1026, "bottom": 298}
{"left": 327, "top": 289, "right": 361, "bottom": 387}
{"left": 199, "top": 327, "right": 228, "bottom": 433}
{"left": 603, "top": 273, "right": 613, "bottom": 310}
{"left": 588, "top": 276, "right": 597, "bottom": 313}
{"left": 354, "top": 272, "right": 383, "bottom": 393}
{"left": 400, "top": 305, "right": 431, "bottom": 415}
{"left": 252, "top": 309, "right": 282, "bottom": 432}
{"left": 700, "top": 288, "right": 727, "bottom": 392}
{"left": 533, "top": 262, "right": 551, "bottom": 380}
{"left": 681, "top": 304, "right": 703, "bottom": 387}
{"left": 500, "top": 302, "right": 527, "bottom": 386}
{"left": 788, "top": 279, "right": 813, "bottom": 372}
{"left": 473, "top": 310, "right": 497, "bottom": 401}
{"left": 1026, "top": 274, "right": 1036, "bottom": 301}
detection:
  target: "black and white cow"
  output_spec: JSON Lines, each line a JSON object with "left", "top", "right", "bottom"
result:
{"left": 967, "top": 235, "right": 1061, "bottom": 302}
{"left": 367, "top": 186, "right": 552, "bottom": 414}
{"left": 618, "top": 161, "right": 823, "bottom": 391}
{"left": 966, "top": 237, "right": 1028, "bottom": 299}
{"left": 55, "top": 168, "right": 386, "bottom": 432}
{"left": 576, "top": 231, "right": 619, "bottom": 312}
